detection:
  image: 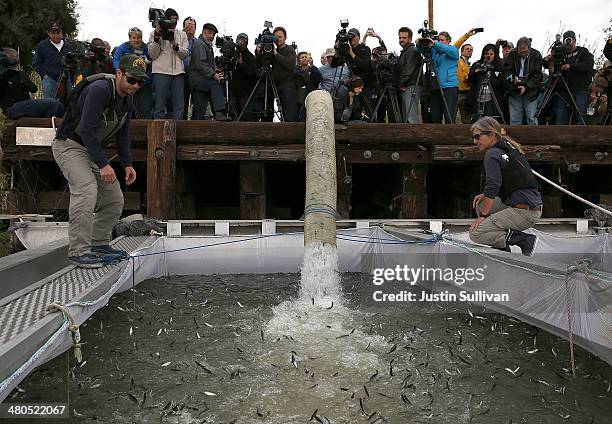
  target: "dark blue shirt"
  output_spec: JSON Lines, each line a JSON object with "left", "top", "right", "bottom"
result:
{"left": 56, "top": 80, "right": 133, "bottom": 168}
{"left": 32, "top": 38, "right": 72, "bottom": 81}
{"left": 483, "top": 146, "right": 542, "bottom": 207}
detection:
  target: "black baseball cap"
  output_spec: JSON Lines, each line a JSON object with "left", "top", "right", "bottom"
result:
{"left": 563, "top": 30, "right": 576, "bottom": 40}
{"left": 348, "top": 28, "right": 360, "bottom": 37}
{"left": 49, "top": 22, "right": 62, "bottom": 32}
{"left": 119, "top": 54, "right": 147, "bottom": 79}
{"left": 164, "top": 8, "right": 179, "bottom": 18}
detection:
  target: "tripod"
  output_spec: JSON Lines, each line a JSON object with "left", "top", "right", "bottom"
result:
{"left": 220, "top": 71, "right": 238, "bottom": 119}
{"left": 237, "top": 65, "right": 284, "bottom": 122}
{"left": 54, "top": 63, "right": 77, "bottom": 106}
{"left": 405, "top": 53, "right": 453, "bottom": 124}
{"left": 369, "top": 80, "right": 402, "bottom": 123}
{"left": 535, "top": 71, "right": 586, "bottom": 125}
{"left": 471, "top": 69, "right": 506, "bottom": 124}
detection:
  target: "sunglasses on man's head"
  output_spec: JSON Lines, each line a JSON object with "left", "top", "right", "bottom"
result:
{"left": 472, "top": 131, "right": 491, "bottom": 140}
{"left": 126, "top": 76, "right": 144, "bottom": 86}
{"left": 129, "top": 27, "right": 142, "bottom": 34}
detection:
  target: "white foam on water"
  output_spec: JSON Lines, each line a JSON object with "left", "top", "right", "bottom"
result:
{"left": 298, "top": 242, "right": 343, "bottom": 301}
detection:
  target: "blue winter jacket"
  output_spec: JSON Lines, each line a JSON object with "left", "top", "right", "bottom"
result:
{"left": 113, "top": 42, "right": 153, "bottom": 86}
{"left": 430, "top": 42, "right": 459, "bottom": 88}
{"left": 32, "top": 38, "right": 72, "bottom": 81}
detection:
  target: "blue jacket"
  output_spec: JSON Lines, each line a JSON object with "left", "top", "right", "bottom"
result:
{"left": 113, "top": 41, "right": 153, "bottom": 86}
{"left": 32, "top": 38, "right": 72, "bottom": 81}
{"left": 431, "top": 42, "right": 459, "bottom": 88}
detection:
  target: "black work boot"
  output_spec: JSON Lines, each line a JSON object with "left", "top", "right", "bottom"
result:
{"left": 214, "top": 110, "right": 233, "bottom": 121}
{"left": 506, "top": 230, "right": 538, "bottom": 256}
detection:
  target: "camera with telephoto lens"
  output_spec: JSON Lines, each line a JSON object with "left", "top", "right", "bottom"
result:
{"left": 215, "top": 35, "right": 238, "bottom": 74}
{"left": 335, "top": 19, "right": 352, "bottom": 65}
{"left": 63, "top": 40, "right": 89, "bottom": 69}
{"left": 149, "top": 7, "right": 176, "bottom": 42}
{"left": 255, "top": 21, "right": 278, "bottom": 67}
{"left": 417, "top": 20, "right": 438, "bottom": 58}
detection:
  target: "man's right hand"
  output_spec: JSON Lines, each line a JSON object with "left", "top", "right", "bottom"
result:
{"left": 472, "top": 193, "right": 484, "bottom": 210}
{"left": 100, "top": 165, "right": 117, "bottom": 184}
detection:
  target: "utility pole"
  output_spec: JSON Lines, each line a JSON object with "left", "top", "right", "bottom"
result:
{"left": 428, "top": 0, "right": 434, "bottom": 29}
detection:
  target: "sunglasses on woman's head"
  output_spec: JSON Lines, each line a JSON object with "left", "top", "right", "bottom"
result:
{"left": 472, "top": 131, "right": 491, "bottom": 140}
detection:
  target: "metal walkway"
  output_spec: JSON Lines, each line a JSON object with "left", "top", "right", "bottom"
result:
{"left": 0, "top": 236, "right": 152, "bottom": 399}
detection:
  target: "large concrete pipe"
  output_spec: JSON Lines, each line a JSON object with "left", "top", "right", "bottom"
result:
{"left": 304, "top": 90, "right": 337, "bottom": 247}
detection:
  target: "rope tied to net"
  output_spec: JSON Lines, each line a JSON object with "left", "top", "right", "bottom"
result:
{"left": 563, "top": 259, "right": 594, "bottom": 378}
{"left": 46, "top": 302, "right": 83, "bottom": 363}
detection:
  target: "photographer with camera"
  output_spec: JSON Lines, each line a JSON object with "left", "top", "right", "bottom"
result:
{"left": 295, "top": 51, "right": 322, "bottom": 121}
{"left": 187, "top": 23, "right": 232, "bottom": 121}
{"left": 465, "top": 44, "right": 505, "bottom": 122}
{"left": 255, "top": 26, "right": 298, "bottom": 122}
{"left": 79, "top": 38, "right": 115, "bottom": 80}
{"left": 182, "top": 17, "right": 197, "bottom": 119}
{"left": 319, "top": 47, "right": 350, "bottom": 92}
{"left": 113, "top": 27, "right": 153, "bottom": 118}
{"left": 0, "top": 47, "right": 65, "bottom": 119}
{"left": 362, "top": 28, "right": 387, "bottom": 51}
{"left": 503, "top": 37, "right": 542, "bottom": 125}
{"left": 148, "top": 8, "right": 189, "bottom": 120}
{"left": 417, "top": 30, "right": 460, "bottom": 123}
{"left": 339, "top": 76, "right": 369, "bottom": 122}
{"left": 331, "top": 26, "right": 376, "bottom": 110}
{"left": 230, "top": 33, "right": 258, "bottom": 121}
{"left": 542, "top": 30, "right": 594, "bottom": 125}
{"left": 396, "top": 27, "right": 422, "bottom": 124}
{"left": 33, "top": 22, "right": 72, "bottom": 99}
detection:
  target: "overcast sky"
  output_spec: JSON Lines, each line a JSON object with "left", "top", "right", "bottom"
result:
{"left": 77, "top": 1, "right": 610, "bottom": 63}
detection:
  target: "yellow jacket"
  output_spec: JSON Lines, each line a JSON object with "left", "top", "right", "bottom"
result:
{"left": 454, "top": 31, "right": 472, "bottom": 92}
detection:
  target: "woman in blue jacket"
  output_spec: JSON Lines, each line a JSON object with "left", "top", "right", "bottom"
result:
{"left": 113, "top": 27, "right": 153, "bottom": 118}
{"left": 419, "top": 31, "right": 459, "bottom": 123}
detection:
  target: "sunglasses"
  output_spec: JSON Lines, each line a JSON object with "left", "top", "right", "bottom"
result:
{"left": 126, "top": 76, "right": 144, "bottom": 86}
{"left": 472, "top": 131, "right": 491, "bottom": 140}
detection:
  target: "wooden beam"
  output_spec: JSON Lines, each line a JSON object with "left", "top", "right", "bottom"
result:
{"left": 428, "top": 0, "right": 434, "bottom": 30}
{"left": 239, "top": 163, "right": 266, "bottom": 219}
{"left": 147, "top": 120, "right": 176, "bottom": 219}
{"left": 5, "top": 119, "right": 612, "bottom": 147}
{"left": 336, "top": 153, "right": 352, "bottom": 219}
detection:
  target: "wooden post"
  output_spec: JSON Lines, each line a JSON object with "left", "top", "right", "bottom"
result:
{"left": 240, "top": 162, "right": 266, "bottom": 219}
{"left": 400, "top": 164, "right": 428, "bottom": 218}
{"left": 336, "top": 154, "right": 352, "bottom": 219}
{"left": 541, "top": 165, "right": 563, "bottom": 217}
{"left": 147, "top": 120, "right": 176, "bottom": 219}
{"left": 428, "top": 0, "right": 434, "bottom": 29}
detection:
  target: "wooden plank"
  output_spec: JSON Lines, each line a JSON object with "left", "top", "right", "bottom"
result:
{"left": 5, "top": 119, "right": 612, "bottom": 146}
{"left": 37, "top": 191, "right": 141, "bottom": 211}
{"left": 0, "top": 146, "right": 147, "bottom": 162}
{"left": 147, "top": 120, "right": 176, "bottom": 219}
{"left": 177, "top": 145, "right": 305, "bottom": 161}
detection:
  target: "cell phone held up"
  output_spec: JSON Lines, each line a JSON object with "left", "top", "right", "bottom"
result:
{"left": 474, "top": 28, "right": 484, "bottom": 33}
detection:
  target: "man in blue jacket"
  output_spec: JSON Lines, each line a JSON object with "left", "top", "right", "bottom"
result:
{"left": 418, "top": 31, "right": 459, "bottom": 123}
{"left": 32, "top": 22, "right": 72, "bottom": 99}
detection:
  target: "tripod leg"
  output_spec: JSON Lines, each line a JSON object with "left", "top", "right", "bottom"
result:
{"left": 404, "top": 67, "right": 423, "bottom": 123}
{"left": 560, "top": 75, "right": 586, "bottom": 125}
{"left": 369, "top": 86, "right": 387, "bottom": 123}
{"left": 429, "top": 60, "right": 454, "bottom": 123}
{"left": 488, "top": 82, "right": 506, "bottom": 125}
{"left": 391, "top": 90, "right": 402, "bottom": 123}
{"left": 237, "top": 75, "right": 264, "bottom": 121}
{"left": 535, "top": 76, "right": 559, "bottom": 121}
{"left": 268, "top": 73, "right": 285, "bottom": 122}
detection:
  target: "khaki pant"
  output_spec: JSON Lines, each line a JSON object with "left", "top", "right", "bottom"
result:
{"left": 469, "top": 197, "right": 542, "bottom": 248}
{"left": 52, "top": 139, "right": 124, "bottom": 257}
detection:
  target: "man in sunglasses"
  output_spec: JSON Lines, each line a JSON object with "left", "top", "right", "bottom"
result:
{"left": 52, "top": 54, "right": 146, "bottom": 268}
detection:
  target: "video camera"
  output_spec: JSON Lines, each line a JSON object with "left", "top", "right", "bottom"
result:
{"left": 149, "top": 7, "right": 176, "bottom": 42}
{"left": 550, "top": 33, "right": 572, "bottom": 68}
{"left": 417, "top": 20, "right": 438, "bottom": 57}
{"left": 63, "top": 40, "right": 90, "bottom": 69}
{"left": 375, "top": 52, "right": 399, "bottom": 85}
{"left": 335, "top": 19, "right": 351, "bottom": 65}
{"left": 215, "top": 35, "right": 238, "bottom": 74}
{"left": 255, "top": 21, "right": 278, "bottom": 67}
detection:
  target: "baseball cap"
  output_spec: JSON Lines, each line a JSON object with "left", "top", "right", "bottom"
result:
{"left": 119, "top": 54, "right": 147, "bottom": 79}
{"left": 563, "top": 30, "right": 576, "bottom": 40}
{"left": 164, "top": 8, "right": 179, "bottom": 19}
{"left": 49, "top": 22, "right": 62, "bottom": 32}
{"left": 324, "top": 47, "right": 335, "bottom": 57}
{"left": 502, "top": 41, "right": 514, "bottom": 48}
{"left": 348, "top": 28, "right": 360, "bottom": 37}
{"left": 237, "top": 33, "right": 248, "bottom": 41}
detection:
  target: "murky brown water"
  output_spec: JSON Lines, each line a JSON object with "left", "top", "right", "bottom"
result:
{"left": 6, "top": 272, "right": 611, "bottom": 423}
